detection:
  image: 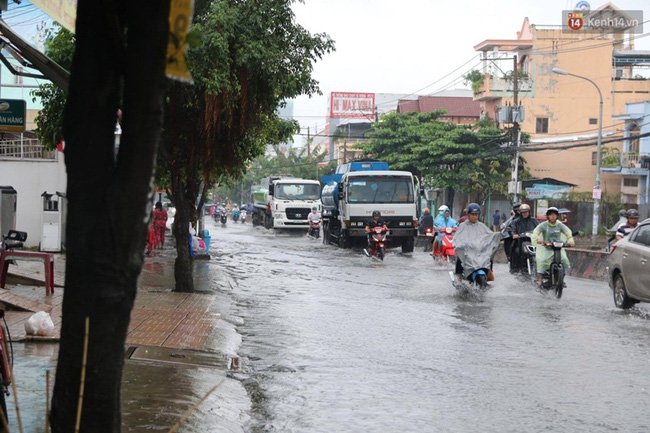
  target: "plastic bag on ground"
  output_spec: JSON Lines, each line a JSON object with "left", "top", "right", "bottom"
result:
{"left": 25, "top": 311, "right": 55, "bottom": 336}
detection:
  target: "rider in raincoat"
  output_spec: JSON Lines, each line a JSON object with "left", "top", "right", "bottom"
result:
{"left": 433, "top": 205, "right": 457, "bottom": 250}
{"left": 531, "top": 207, "right": 575, "bottom": 287}
{"left": 454, "top": 203, "right": 502, "bottom": 281}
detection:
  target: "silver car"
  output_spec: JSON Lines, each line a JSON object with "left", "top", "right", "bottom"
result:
{"left": 609, "top": 218, "right": 650, "bottom": 309}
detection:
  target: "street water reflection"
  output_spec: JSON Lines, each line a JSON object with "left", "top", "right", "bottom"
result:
{"left": 210, "top": 220, "right": 650, "bottom": 433}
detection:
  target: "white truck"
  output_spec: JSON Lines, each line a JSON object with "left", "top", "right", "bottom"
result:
{"left": 321, "top": 161, "right": 418, "bottom": 253}
{"left": 251, "top": 176, "right": 322, "bottom": 229}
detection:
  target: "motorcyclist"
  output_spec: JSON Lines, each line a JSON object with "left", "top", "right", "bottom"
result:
{"left": 454, "top": 203, "right": 500, "bottom": 282}
{"left": 365, "top": 210, "right": 388, "bottom": 256}
{"left": 532, "top": 207, "right": 575, "bottom": 289}
{"left": 307, "top": 207, "right": 321, "bottom": 235}
{"left": 616, "top": 209, "right": 640, "bottom": 240}
{"left": 607, "top": 209, "right": 628, "bottom": 249}
{"left": 231, "top": 204, "right": 240, "bottom": 217}
{"left": 418, "top": 207, "right": 434, "bottom": 235}
{"left": 502, "top": 202, "right": 521, "bottom": 262}
{"left": 508, "top": 203, "right": 539, "bottom": 273}
{"left": 433, "top": 205, "right": 457, "bottom": 252}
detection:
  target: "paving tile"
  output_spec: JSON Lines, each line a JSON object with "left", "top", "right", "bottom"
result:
{"left": 174, "top": 293, "right": 215, "bottom": 313}
{"left": 0, "top": 289, "right": 52, "bottom": 313}
{"left": 162, "top": 312, "right": 219, "bottom": 350}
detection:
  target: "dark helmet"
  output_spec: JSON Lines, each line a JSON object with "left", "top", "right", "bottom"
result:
{"left": 372, "top": 210, "right": 381, "bottom": 217}
{"left": 467, "top": 203, "right": 481, "bottom": 214}
{"left": 619, "top": 209, "right": 627, "bottom": 217}
{"left": 312, "top": 207, "right": 318, "bottom": 211}
{"left": 513, "top": 203, "right": 521, "bottom": 212}
{"left": 546, "top": 206, "right": 559, "bottom": 216}
{"left": 626, "top": 209, "right": 640, "bottom": 218}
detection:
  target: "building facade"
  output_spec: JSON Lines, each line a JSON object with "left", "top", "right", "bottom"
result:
{"left": 473, "top": 4, "right": 650, "bottom": 198}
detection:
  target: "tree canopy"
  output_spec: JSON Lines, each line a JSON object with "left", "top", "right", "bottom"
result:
{"left": 31, "top": 25, "right": 74, "bottom": 149}
{"left": 362, "top": 111, "right": 512, "bottom": 203}
{"left": 157, "top": 0, "right": 334, "bottom": 291}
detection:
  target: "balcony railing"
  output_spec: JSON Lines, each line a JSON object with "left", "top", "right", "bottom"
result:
{"left": 474, "top": 75, "right": 533, "bottom": 101}
{"left": 0, "top": 139, "right": 57, "bottom": 160}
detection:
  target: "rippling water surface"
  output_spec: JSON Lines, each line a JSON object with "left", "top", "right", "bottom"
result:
{"left": 212, "top": 221, "right": 650, "bottom": 433}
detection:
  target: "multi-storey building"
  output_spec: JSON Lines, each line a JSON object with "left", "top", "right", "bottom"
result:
{"left": 472, "top": 3, "right": 650, "bottom": 202}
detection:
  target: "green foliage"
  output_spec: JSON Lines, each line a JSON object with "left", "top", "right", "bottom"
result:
{"left": 30, "top": 25, "right": 74, "bottom": 149}
{"left": 600, "top": 146, "right": 621, "bottom": 167}
{"left": 463, "top": 70, "right": 484, "bottom": 94}
{"left": 212, "top": 146, "right": 334, "bottom": 203}
{"left": 362, "top": 111, "right": 511, "bottom": 202}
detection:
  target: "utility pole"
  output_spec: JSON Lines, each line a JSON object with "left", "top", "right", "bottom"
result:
{"left": 510, "top": 54, "right": 520, "bottom": 205}
{"left": 307, "top": 126, "right": 310, "bottom": 156}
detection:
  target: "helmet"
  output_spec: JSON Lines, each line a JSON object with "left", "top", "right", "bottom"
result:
{"left": 438, "top": 205, "right": 449, "bottom": 212}
{"left": 626, "top": 209, "right": 640, "bottom": 218}
{"left": 372, "top": 210, "right": 381, "bottom": 217}
{"left": 519, "top": 204, "right": 531, "bottom": 212}
{"left": 546, "top": 206, "right": 559, "bottom": 216}
{"left": 512, "top": 203, "right": 521, "bottom": 211}
{"left": 467, "top": 203, "right": 481, "bottom": 214}
{"left": 619, "top": 209, "right": 628, "bottom": 217}
{"left": 424, "top": 207, "right": 430, "bottom": 213}
{"left": 312, "top": 207, "right": 317, "bottom": 211}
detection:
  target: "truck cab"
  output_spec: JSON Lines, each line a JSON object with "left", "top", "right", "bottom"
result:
{"left": 321, "top": 161, "right": 418, "bottom": 252}
{"left": 252, "top": 177, "right": 322, "bottom": 229}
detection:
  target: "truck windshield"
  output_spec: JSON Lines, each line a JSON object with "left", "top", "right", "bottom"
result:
{"left": 275, "top": 183, "right": 321, "bottom": 200}
{"left": 348, "top": 176, "right": 413, "bottom": 203}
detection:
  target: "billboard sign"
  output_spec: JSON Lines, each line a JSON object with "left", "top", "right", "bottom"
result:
{"left": 330, "top": 92, "right": 375, "bottom": 119}
{"left": 0, "top": 99, "right": 26, "bottom": 132}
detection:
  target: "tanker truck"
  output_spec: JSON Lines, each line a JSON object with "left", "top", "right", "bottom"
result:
{"left": 321, "top": 160, "right": 418, "bottom": 252}
{"left": 251, "top": 176, "right": 322, "bottom": 229}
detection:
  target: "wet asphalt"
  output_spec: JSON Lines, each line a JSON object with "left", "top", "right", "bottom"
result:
{"left": 5, "top": 218, "right": 650, "bottom": 432}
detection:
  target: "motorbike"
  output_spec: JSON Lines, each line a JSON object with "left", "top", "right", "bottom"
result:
{"left": 2, "top": 230, "right": 27, "bottom": 251}
{"left": 240, "top": 210, "right": 247, "bottom": 223}
{"left": 232, "top": 209, "right": 240, "bottom": 222}
{"left": 432, "top": 227, "right": 456, "bottom": 263}
{"left": 511, "top": 231, "right": 536, "bottom": 277}
{"left": 307, "top": 219, "right": 320, "bottom": 239}
{"left": 219, "top": 211, "right": 227, "bottom": 225}
{"left": 422, "top": 227, "right": 435, "bottom": 252}
{"left": 538, "top": 240, "right": 569, "bottom": 299}
{"left": 365, "top": 227, "right": 388, "bottom": 260}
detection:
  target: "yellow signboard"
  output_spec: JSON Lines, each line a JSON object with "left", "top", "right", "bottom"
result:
{"left": 30, "top": 0, "right": 77, "bottom": 33}
{"left": 166, "top": 0, "right": 194, "bottom": 82}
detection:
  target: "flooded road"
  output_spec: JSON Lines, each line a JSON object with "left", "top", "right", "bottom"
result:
{"left": 210, "top": 218, "right": 650, "bottom": 433}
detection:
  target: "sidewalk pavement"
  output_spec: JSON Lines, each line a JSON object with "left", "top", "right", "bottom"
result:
{"left": 1, "top": 236, "right": 250, "bottom": 432}
{"left": 1, "top": 240, "right": 229, "bottom": 352}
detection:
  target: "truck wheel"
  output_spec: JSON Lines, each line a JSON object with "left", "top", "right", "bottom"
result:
{"left": 323, "top": 223, "right": 331, "bottom": 245}
{"left": 252, "top": 213, "right": 259, "bottom": 226}
{"left": 401, "top": 236, "right": 414, "bottom": 253}
{"left": 338, "top": 231, "right": 350, "bottom": 249}
{"left": 264, "top": 214, "right": 273, "bottom": 229}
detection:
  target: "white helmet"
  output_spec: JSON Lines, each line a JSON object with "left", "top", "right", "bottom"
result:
{"left": 438, "top": 205, "right": 449, "bottom": 212}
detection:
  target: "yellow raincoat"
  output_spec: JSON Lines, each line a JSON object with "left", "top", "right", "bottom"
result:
{"left": 531, "top": 221, "right": 574, "bottom": 274}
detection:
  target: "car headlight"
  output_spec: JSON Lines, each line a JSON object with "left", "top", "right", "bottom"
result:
{"left": 399, "top": 221, "right": 406, "bottom": 226}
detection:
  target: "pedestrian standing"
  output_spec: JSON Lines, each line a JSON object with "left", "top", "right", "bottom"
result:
{"left": 153, "top": 201, "right": 168, "bottom": 249}
{"left": 492, "top": 209, "right": 501, "bottom": 232}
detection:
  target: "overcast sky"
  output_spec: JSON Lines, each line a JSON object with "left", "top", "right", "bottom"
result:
{"left": 290, "top": 0, "right": 650, "bottom": 142}
{"left": 4, "top": 1, "right": 650, "bottom": 146}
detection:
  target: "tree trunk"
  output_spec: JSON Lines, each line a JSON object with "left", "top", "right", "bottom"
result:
{"left": 173, "top": 183, "right": 195, "bottom": 292}
{"left": 50, "top": 1, "right": 169, "bottom": 431}
{"left": 446, "top": 187, "right": 455, "bottom": 213}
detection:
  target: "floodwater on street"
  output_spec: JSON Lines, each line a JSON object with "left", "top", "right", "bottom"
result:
{"left": 208, "top": 218, "right": 650, "bottom": 433}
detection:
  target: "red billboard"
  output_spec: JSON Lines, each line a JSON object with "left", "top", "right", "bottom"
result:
{"left": 330, "top": 92, "right": 375, "bottom": 119}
